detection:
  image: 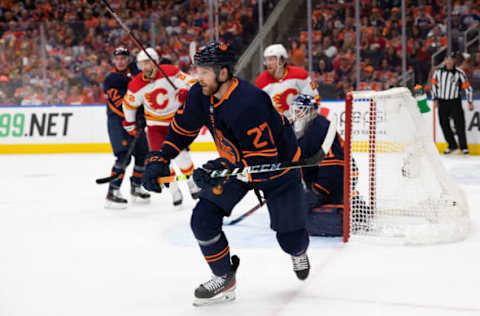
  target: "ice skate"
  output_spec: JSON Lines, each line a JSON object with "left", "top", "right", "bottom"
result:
{"left": 291, "top": 252, "right": 310, "bottom": 280}
{"left": 193, "top": 255, "right": 240, "bottom": 306}
{"left": 105, "top": 187, "right": 128, "bottom": 209}
{"left": 169, "top": 181, "right": 183, "bottom": 206}
{"left": 443, "top": 148, "right": 458, "bottom": 155}
{"left": 187, "top": 176, "right": 201, "bottom": 199}
{"left": 130, "top": 180, "right": 151, "bottom": 203}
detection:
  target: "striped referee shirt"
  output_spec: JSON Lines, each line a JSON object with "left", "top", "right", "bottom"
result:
{"left": 431, "top": 66, "right": 473, "bottom": 103}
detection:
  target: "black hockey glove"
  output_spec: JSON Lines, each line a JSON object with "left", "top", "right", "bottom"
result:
{"left": 193, "top": 157, "right": 238, "bottom": 190}
{"left": 142, "top": 151, "right": 170, "bottom": 193}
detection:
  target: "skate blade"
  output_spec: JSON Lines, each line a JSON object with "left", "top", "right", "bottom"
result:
{"left": 190, "top": 192, "right": 200, "bottom": 200}
{"left": 131, "top": 196, "right": 151, "bottom": 204}
{"left": 193, "top": 289, "right": 236, "bottom": 307}
{"left": 104, "top": 201, "right": 128, "bottom": 210}
{"left": 172, "top": 199, "right": 183, "bottom": 207}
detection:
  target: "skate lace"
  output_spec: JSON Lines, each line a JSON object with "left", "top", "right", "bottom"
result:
{"left": 292, "top": 254, "right": 309, "bottom": 271}
{"left": 202, "top": 275, "right": 227, "bottom": 292}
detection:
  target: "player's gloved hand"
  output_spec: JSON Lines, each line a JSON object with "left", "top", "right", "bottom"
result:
{"left": 176, "top": 88, "right": 189, "bottom": 104}
{"left": 122, "top": 120, "right": 137, "bottom": 136}
{"left": 193, "top": 157, "right": 240, "bottom": 190}
{"left": 142, "top": 151, "right": 171, "bottom": 193}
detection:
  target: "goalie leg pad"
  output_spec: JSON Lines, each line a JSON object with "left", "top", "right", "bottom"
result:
{"left": 306, "top": 206, "right": 343, "bottom": 237}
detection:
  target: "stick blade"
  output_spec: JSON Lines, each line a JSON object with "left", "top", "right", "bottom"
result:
{"left": 95, "top": 175, "right": 117, "bottom": 184}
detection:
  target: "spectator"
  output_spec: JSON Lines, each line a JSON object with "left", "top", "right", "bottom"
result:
{"left": 471, "top": 53, "right": 480, "bottom": 80}
{"left": 315, "top": 59, "right": 336, "bottom": 86}
{"left": 1, "top": 0, "right": 279, "bottom": 105}
{"left": 289, "top": 39, "right": 306, "bottom": 68}
{"left": 322, "top": 36, "right": 337, "bottom": 59}
{"left": 65, "top": 85, "right": 85, "bottom": 105}
{"left": 415, "top": 6, "right": 434, "bottom": 30}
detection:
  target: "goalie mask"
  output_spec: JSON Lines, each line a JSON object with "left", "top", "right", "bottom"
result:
{"left": 290, "top": 94, "right": 318, "bottom": 138}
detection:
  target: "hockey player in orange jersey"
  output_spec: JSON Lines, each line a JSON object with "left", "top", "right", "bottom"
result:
{"left": 122, "top": 48, "right": 200, "bottom": 206}
{"left": 255, "top": 44, "right": 320, "bottom": 120}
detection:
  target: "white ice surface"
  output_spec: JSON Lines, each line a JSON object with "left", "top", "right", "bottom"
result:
{"left": 0, "top": 152, "right": 479, "bottom": 316}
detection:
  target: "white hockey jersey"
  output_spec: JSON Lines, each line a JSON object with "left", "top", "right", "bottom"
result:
{"left": 123, "top": 64, "right": 197, "bottom": 126}
{"left": 255, "top": 65, "right": 320, "bottom": 116}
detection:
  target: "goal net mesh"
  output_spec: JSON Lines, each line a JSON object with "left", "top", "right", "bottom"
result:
{"left": 343, "top": 88, "right": 470, "bottom": 244}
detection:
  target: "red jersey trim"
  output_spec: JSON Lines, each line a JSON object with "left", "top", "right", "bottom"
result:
{"left": 128, "top": 65, "right": 180, "bottom": 93}
{"left": 255, "top": 65, "right": 309, "bottom": 89}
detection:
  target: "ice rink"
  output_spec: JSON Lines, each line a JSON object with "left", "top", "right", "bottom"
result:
{"left": 1, "top": 152, "right": 479, "bottom": 316}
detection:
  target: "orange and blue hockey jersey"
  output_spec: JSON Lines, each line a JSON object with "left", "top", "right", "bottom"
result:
{"left": 161, "top": 78, "right": 300, "bottom": 182}
{"left": 103, "top": 63, "right": 139, "bottom": 118}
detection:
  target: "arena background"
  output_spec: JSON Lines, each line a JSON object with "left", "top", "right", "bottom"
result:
{"left": 0, "top": 0, "right": 479, "bottom": 154}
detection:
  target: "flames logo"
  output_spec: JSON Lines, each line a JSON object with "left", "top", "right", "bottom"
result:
{"left": 145, "top": 88, "right": 169, "bottom": 110}
{"left": 272, "top": 88, "right": 298, "bottom": 113}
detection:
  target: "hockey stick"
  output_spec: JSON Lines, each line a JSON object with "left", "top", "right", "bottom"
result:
{"left": 224, "top": 120, "right": 337, "bottom": 225}
{"left": 225, "top": 199, "right": 265, "bottom": 225}
{"left": 87, "top": 0, "right": 177, "bottom": 89}
{"left": 189, "top": 41, "right": 197, "bottom": 64}
{"left": 95, "top": 128, "right": 144, "bottom": 184}
{"left": 157, "top": 149, "right": 325, "bottom": 184}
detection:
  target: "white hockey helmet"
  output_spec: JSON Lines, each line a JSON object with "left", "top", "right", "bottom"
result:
{"left": 136, "top": 47, "right": 159, "bottom": 64}
{"left": 264, "top": 44, "right": 288, "bottom": 60}
{"left": 290, "top": 94, "right": 319, "bottom": 139}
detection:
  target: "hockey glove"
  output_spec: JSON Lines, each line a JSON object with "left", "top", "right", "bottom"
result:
{"left": 176, "top": 88, "right": 189, "bottom": 104}
{"left": 122, "top": 120, "right": 137, "bottom": 136}
{"left": 193, "top": 157, "right": 243, "bottom": 190}
{"left": 142, "top": 151, "right": 171, "bottom": 193}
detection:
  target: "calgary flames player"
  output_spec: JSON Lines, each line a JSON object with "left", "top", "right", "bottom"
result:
{"left": 122, "top": 48, "right": 200, "bottom": 206}
{"left": 255, "top": 44, "right": 320, "bottom": 120}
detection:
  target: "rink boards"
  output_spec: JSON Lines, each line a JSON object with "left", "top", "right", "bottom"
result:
{"left": 1, "top": 99, "right": 479, "bottom": 154}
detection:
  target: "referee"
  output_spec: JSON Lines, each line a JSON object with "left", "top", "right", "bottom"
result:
{"left": 431, "top": 52, "right": 474, "bottom": 155}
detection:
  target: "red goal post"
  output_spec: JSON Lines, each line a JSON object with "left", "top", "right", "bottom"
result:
{"left": 343, "top": 88, "right": 470, "bottom": 245}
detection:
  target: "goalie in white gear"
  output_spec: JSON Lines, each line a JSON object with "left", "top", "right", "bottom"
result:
{"left": 122, "top": 48, "right": 201, "bottom": 206}
{"left": 256, "top": 44, "right": 320, "bottom": 120}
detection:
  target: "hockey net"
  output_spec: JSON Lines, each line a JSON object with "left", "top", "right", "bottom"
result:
{"left": 343, "top": 88, "right": 470, "bottom": 245}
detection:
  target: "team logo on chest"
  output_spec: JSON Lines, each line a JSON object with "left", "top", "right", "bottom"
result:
{"left": 272, "top": 88, "right": 298, "bottom": 113}
{"left": 145, "top": 88, "right": 169, "bottom": 110}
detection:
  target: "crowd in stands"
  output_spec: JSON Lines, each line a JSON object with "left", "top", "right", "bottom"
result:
{"left": 0, "top": 0, "right": 479, "bottom": 105}
{"left": 0, "top": 0, "right": 277, "bottom": 105}
{"left": 287, "top": 0, "right": 480, "bottom": 99}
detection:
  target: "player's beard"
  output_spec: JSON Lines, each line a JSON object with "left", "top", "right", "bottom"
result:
{"left": 200, "top": 81, "right": 219, "bottom": 96}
